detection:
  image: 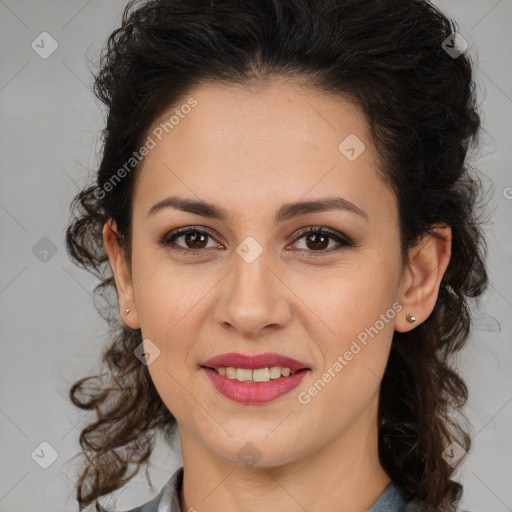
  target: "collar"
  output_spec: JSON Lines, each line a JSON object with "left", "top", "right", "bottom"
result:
{"left": 147, "top": 467, "right": 412, "bottom": 512}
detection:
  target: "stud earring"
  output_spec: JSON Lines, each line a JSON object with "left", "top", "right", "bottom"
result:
{"left": 406, "top": 313, "right": 416, "bottom": 323}
{"left": 125, "top": 308, "right": 130, "bottom": 315}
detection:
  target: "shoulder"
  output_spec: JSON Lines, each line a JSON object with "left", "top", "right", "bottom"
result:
{"left": 105, "top": 466, "right": 184, "bottom": 512}
{"left": 402, "top": 504, "right": 477, "bottom": 511}
{"left": 117, "top": 492, "right": 162, "bottom": 512}
{"left": 386, "top": 484, "right": 476, "bottom": 512}
{"left": 402, "top": 500, "right": 477, "bottom": 512}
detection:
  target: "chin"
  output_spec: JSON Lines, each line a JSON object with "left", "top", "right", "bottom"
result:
{"left": 206, "top": 432, "right": 305, "bottom": 469}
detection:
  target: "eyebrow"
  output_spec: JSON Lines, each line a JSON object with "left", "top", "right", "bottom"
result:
{"left": 147, "top": 195, "right": 368, "bottom": 223}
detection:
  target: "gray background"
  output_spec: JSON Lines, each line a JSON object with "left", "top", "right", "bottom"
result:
{"left": 0, "top": 1, "right": 511, "bottom": 511}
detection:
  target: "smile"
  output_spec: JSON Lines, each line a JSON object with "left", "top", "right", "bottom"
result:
{"left": 201, "top": 366, "right": 310, "bottom": 404}
{"left": 211, "top": 366, "right": 299, "bottom": 382}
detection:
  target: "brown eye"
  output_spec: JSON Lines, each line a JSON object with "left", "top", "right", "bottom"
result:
{"left": 289, "top": 227, "right": 353, "bottom": 256}
{"left": 158, "top": 226, "right": 353, "bottom": 257}
{"left": 182, "top": 230, "right": 209, "bottom": 249}
{"left": 303, "top": 231, "right": 330, "bottom": 251}
{"left": 158, "top": 226, "right": 220, "bottom": 255}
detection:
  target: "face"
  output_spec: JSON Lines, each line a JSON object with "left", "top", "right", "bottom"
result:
{"left": 105, "top": 78, "right": 422, "bottom": 469}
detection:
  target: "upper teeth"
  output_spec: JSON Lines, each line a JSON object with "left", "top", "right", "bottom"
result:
{"left": 215, "top": 367, "right": 297, "bottom": 382}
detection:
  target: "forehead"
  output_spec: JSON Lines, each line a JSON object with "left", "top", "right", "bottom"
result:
{"left": 145, "top": 79, "right": 372, "bottom": 159}
{"left": 131, "top": 79, "right": 397, "bottom": 227}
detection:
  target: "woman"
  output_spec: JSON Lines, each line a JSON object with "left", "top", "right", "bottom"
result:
{"left": 65, "top": 0, "right": 488, "bottom": 510}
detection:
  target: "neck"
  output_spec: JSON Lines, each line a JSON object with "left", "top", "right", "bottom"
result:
{"left": 177, "top": 397, "right": 391, "bottom": 512}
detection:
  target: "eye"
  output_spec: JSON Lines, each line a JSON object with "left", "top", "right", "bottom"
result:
{"left": 286, "top": 227, "right": 354, "bottom": 256}
{"left": 157, "top": 226, "right": 353, "bottom": 257}
{"left": 158, "top": 226, "right": 221, "bottom": 255}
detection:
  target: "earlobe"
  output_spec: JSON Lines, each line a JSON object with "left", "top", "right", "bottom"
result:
{"left": 102, "top": 220, "right": 141, "bottom": 329}
{"left": 394, "top": 223, "right": 452, "bottom": 333}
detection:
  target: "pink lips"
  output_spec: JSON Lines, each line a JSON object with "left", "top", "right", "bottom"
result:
{"left": 201, "top": 352, "right": 310, "bottom": 371}
{"left": 200, "top": 352, "right": 311, "bottom": 404}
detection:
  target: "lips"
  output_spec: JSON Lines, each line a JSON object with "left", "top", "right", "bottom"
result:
{"left": 200, "top": 352, "right": 311, "bottom": 371}
{"left": 202, "top": 366, "right": 310, "bottom": 404}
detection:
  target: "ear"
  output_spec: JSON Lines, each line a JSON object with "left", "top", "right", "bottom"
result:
{"left": 102, "top": 219, "right": 141, "bottom": 329}
{"left": 394, "top": 223, "right": 452, "bottom": 333}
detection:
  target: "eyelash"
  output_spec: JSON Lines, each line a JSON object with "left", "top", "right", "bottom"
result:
{"left": 157, "top": 225, "right": 354, "bottom": 257}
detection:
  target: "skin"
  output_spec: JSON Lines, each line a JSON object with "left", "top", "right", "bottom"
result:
{"left": 103, "top": 78, "right": 451, "bottom": 512}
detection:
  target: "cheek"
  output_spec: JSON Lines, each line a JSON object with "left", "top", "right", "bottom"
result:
{"left": 291, "top": 255, "right": 399, "bottom": 386}
{"left": 131, "top": 244, "right": 214, "bottom": 337}
{"left": 300, "top": 299, "right": 396, "bottom": 430}
{"left": 291, "top": 258, "right": 396, "bottom": 332}
{"left": 132, "top": 265, "right": 207, "bottom": 419}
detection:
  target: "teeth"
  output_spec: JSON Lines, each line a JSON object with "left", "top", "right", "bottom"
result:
{"left": 236, "top": 368, "right": 252, "bottom": 382}
{"left": 213, "top": 366, "right": 299, "bottom": 382}
{"left": 226, "top": 367, "right": 237, "bottom": 379}
{"left": 252, "top": 368, "right": 269, "bottom": 382}
{"left": 269, "top": 367, "right": 281, "bottom": 379}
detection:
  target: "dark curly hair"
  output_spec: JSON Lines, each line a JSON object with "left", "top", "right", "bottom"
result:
{"left": 65, "top": 0, "right": 490, "bottom": 510}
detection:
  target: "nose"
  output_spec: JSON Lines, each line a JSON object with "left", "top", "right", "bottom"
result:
{"left": 213, "top": 248, "right": 293, "bottom": 338}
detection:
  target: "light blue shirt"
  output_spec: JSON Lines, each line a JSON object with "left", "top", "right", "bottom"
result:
{"left": 109, "top": 466, "right": 473, "bottom": 512}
